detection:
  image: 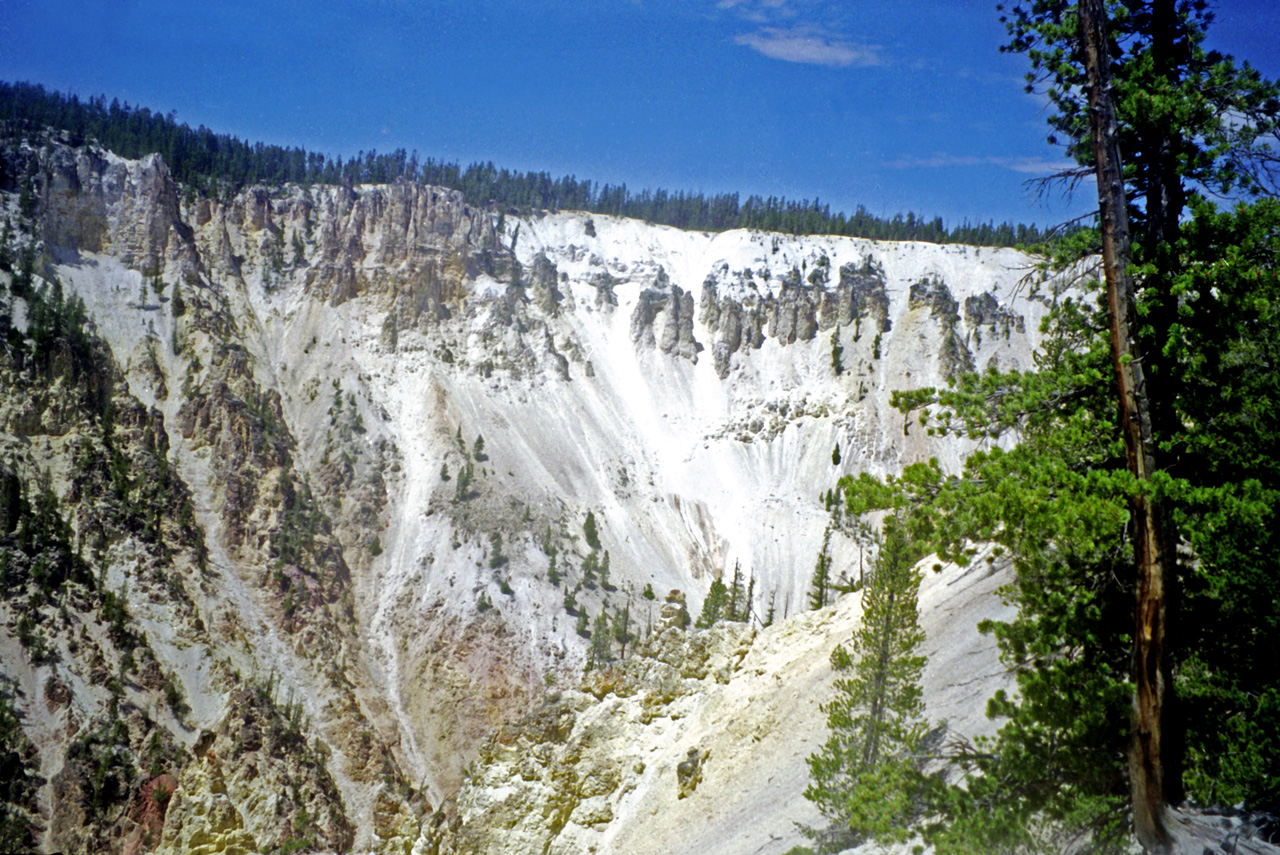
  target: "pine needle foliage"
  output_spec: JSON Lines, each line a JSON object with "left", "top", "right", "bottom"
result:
{"left": 695, "top": 578, "right": 731, "bottom": 629}
{"left": 587, "top": 609, "right": 614, "bottom": 671}
{"left": 803, "top": 517, "right": 928, "bottom": 851}
{"left": 812, "top": 2, "right": 1280, "bottom": 847}
{"left": 809, "top": 527, "right": 834, "bottom": 610}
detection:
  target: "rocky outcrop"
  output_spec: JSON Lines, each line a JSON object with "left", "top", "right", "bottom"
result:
{"left": 964, "top": 291, "right": 1026, "bottom": 343}
{"left": 838, "top": 258, "right": 891, "bottom": 333}
{"left": 395, "top": 609, "right": 546, "bottom": 801}
{"left": 909, "top": 277, "right": 974, "bottom": 380}
{"left": 698, "top": 257, "right": 891, "bottom": 378}
{"left": 526, "top": 251, "right": 565, "bottom": 317}
{"left": 698, "top": 277, "right": 766, "bottom": 379}
{"left": 34, "top": 144, "right": 186, "bottom": 275}
{"left": 298, "top": 180, "right": 513, "bottom": 318}
{"left": 158, "top": 686, "right": 356, "bottom": 854}
{"left": 675, "top": 747, "right": 706, "bottom": 799}
{"left": 657, "top": 589, "right": 690, "bottom": 632}
{"left": 421, "top": 621, "right": 754, "bottom": 855}
{"left": 590, "top": 269, "right": 619, "bottom": 309}
{"left": 25, "top": 136, "right": 517, "bottom": 347}
{"left": 0, "top": 151, "right": 414, "bottom": 854}
{"left": 154, "top": 752, "right": 261, "bottom": 855}
{"left": 631, "top": 270, "right": 700, "bottom": 362}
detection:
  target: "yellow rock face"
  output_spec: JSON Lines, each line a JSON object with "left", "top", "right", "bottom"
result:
{"left": 155, "top": 753, "right": 259, "bottom": 855}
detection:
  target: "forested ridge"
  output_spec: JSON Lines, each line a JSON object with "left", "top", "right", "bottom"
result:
{"left": 0, "top": 80, "right": 1050, "bottom": 247}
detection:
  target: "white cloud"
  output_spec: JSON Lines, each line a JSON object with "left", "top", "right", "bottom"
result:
{"left": 888, "top": 153, "right": 1079, "bottom": 175}
{"left": 719, "top": 0, "right": 792, "bottom": 9}
{"left": 734, "top": 27, "right": 880, "bottom": 68}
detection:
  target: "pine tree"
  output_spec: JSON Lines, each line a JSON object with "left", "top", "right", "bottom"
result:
{"left": 488, "top": 531, "right": 506, "bottom": 569}
{"left": 587, "top": 609, "right": 613, "bottom": 670}
{"left": 900, "top": 3, "right": 1280, "bottom": 850}
{"left": 695, "top": 579, "right": 730, "bottom": 628}
{"left": 583, "top": 511, "right": 601, "bottom": 551}
{"left": 453, "top": 460, "right": 473, "bottom": 501}
{"left": 809, "top": 527, "right": 833, "bottom": 610}
{"left": 611, "top": 604, "right": 632, "bottom": 658}
{"left": 803, "top": 518, "right": 927, "bottom": 851}
{"left": 845, "top": 204, "right": 1280, "bottom": 853}
{"left": 169, "top": 281, "right": 185, "bottom": 317}
{"left": 726, "top": 561, "right": 747, "bottom": 621}
{"left": 1075, "top": 6, "right": 1174, "bottom": 841}
{"left": 598, "top": 550, "right": 612, "bottom": 591}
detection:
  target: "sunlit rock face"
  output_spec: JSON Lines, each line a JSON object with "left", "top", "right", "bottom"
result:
{"left": 3, "top": 137, "right": 1057, "bottom": 852}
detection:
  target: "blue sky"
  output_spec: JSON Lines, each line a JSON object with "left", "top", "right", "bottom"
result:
{"left": 3, "top": 0, "right": 1279, "bottom": 228}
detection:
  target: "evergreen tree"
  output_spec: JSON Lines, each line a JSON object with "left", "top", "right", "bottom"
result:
{"left": 587, "top": 609, "right": 613, "bottom": 670}
{"left": 583, "top": 510, "right": 601, "bottom": 551}
{"left": 844, "top": 204, "right": 1280, "bottom": 853}
{"left": 611, "top": 604, "right": 632, "bottom": 658}
{"left": 803, "top": 518, "right": 927, "bottom": 851}
{"left": 695, "top": 578, "right": 730, "bottom": 628}
{"left": 581, "top": 550, "right": 599, "bottom": 589}
{"left": 598, "top": 549, "right": 613, "bottom": 591}
{"left": 0, "top": 678, "right": 39, "bottom": 850}
{"left": 897, "top": 3, "right": 1280, "bottom": 850}
{"left": 809, "top": 527, "right": 833, "bottom": 610}
{"left": 169, "top": 281, "right": 185, "bottom": 317}
{"left": 726, "top": 561, "right": 747, "bottom": 621}
{"left": 453, "top": 460, "right": 474, "bottom": 501}
{"left": 487, "top": 531, "right": 506, "bottom": 569}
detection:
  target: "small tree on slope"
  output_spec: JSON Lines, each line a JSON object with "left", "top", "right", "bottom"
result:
{"left": 695, "top": 578, "right": 731, "bottom": 628}
{"left": 803, "top": 517, "right": 928, "bottom": 852}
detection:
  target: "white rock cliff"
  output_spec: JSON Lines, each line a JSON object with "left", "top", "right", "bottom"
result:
{"left": 2, "top": 137, "right": 1062, "bottom": 853}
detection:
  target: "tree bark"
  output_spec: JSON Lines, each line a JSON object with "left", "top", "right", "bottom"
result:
{"left": 1077, "top": 0, "right": 1175, "bottom": 851}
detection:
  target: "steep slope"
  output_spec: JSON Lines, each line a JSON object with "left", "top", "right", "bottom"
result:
{"left": 2, "top": 134, "right": 1060, "bottom": 852}
{"left": 419, "top": 557, "right": 1014, "bottom": 855}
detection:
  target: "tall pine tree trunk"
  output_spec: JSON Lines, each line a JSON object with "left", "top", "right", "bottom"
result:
{"left": 1078, "top": 1, "right": 1176, "bottom": 850}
